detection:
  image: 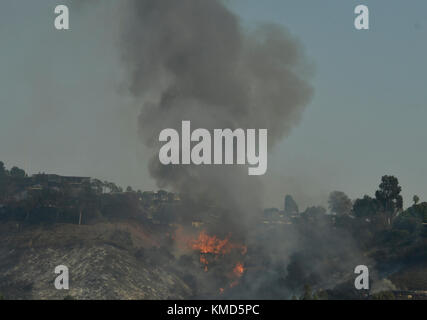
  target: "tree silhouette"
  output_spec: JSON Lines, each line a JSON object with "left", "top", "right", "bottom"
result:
{"left": 0, "top": 161, "right": 6, "bottom": 176}
{"left": 375, "top": 175, "right": 403, "bottom": 226}
{"left": 10, "top": 166, "right": 26, "bottom": 178}
{"left": 413, "top": 195, "right": 420, "bottom": 205}
{"left": 328, "top": 191, "right": 352, "bottom": 216}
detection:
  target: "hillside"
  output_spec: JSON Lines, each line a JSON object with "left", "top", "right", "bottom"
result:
{"left": 0, "top": 221, "right": 192, "bottom": 300}
{"left": 1, "top": 165, "right": 427, "bottom": 300}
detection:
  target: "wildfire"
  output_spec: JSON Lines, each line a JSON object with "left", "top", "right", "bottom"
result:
{"left": 229, "top": 262, "right": 245, "bottom": 288}
{"left": 188, "top": 230, "right": 247, "bottom": 255}
{"left": 173, "top": 227, "right": 247, "bottom": 291}
{"left": 189, "top": 230, "right": 230, "bottom": 254}
{"left": 199, "top": 255, "right": 209, "bottom": 272}
{"left": 233, "top": 262, "right": 244, "bottom": 277}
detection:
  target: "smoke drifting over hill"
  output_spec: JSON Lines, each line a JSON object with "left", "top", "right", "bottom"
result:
{"left": 119, "top": 0, "right": 313, "bottom": 227}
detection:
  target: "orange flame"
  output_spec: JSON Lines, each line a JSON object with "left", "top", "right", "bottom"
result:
{"left": 200, "top": 255, "right": 209, "bottom": 272}
{"left": 233, "top": 262, "right": 244, "bottom": 277}
{"left": 174, "top": 227, "right": 247, "bottom": 287}
{"left": 188, "top": 230, "right": 247, "bottom": 255}
{"left": 189, "top": 230, "right": 231, "bottom": 254}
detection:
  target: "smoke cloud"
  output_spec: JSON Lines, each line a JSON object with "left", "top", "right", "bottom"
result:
{"left": 119, "top": 0, "right": 314, "bottom": 231}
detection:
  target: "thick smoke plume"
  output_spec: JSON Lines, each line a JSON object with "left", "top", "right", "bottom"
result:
{"left": 120, "top": 0, "right": 313, "bottom": 230}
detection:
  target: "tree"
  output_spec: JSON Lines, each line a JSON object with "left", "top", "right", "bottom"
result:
{"left": 284, "top": 195, "right": 299, "bottom": 216}
{"left": 104, "top": 181, "right": 122, "bottom": 193}
{"left": 399, "top": 202, "right": 427, "bottom": 223}
{"left": 91, "top": 179, "right": 104, "bottom": 194}
{"left": 10, "top": 166, "right": 26, "bottom": 178}
{"left": 0, "top": 161, "right": 7, "bottom": 198}
{"left": 328, "top": 191, "right": 352, "bottom": 216}
{"left": 413, "top": 195, "right": 420, "bottom": 205}
{"left": 352, "top": 195, "right": 380, "bottom": 219}
{"left": 0, "top": 161, "right": 6, "bottom": 177}
{"left": 375, "top": 176, "right": 403, "bottom": 225}
{"left": 300, "top": 206, "right": 327, "bottom": 224}
{"left": 302, "top": 206, "right": 326, "bottom": 217}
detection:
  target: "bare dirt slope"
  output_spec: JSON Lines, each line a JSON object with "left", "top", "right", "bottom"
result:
{"left": 0, "top": 222, "right": 192, "bottom": 300}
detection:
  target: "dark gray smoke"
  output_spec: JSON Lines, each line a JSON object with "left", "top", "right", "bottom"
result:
{"left": 119, "top": 0, "right": 314, "bottom": 231}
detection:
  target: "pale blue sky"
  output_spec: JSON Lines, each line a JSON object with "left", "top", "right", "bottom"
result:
{"left": 1, "top": 1, "right": 426, "bottom": 209}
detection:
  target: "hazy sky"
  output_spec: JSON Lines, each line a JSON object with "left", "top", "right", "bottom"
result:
{"left": 1, "top": 1, "right": 426, "bottom": 209}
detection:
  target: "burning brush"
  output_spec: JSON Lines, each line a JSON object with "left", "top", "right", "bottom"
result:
{"left": 174, "top": 227, "right": 247, "bottom": 291}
